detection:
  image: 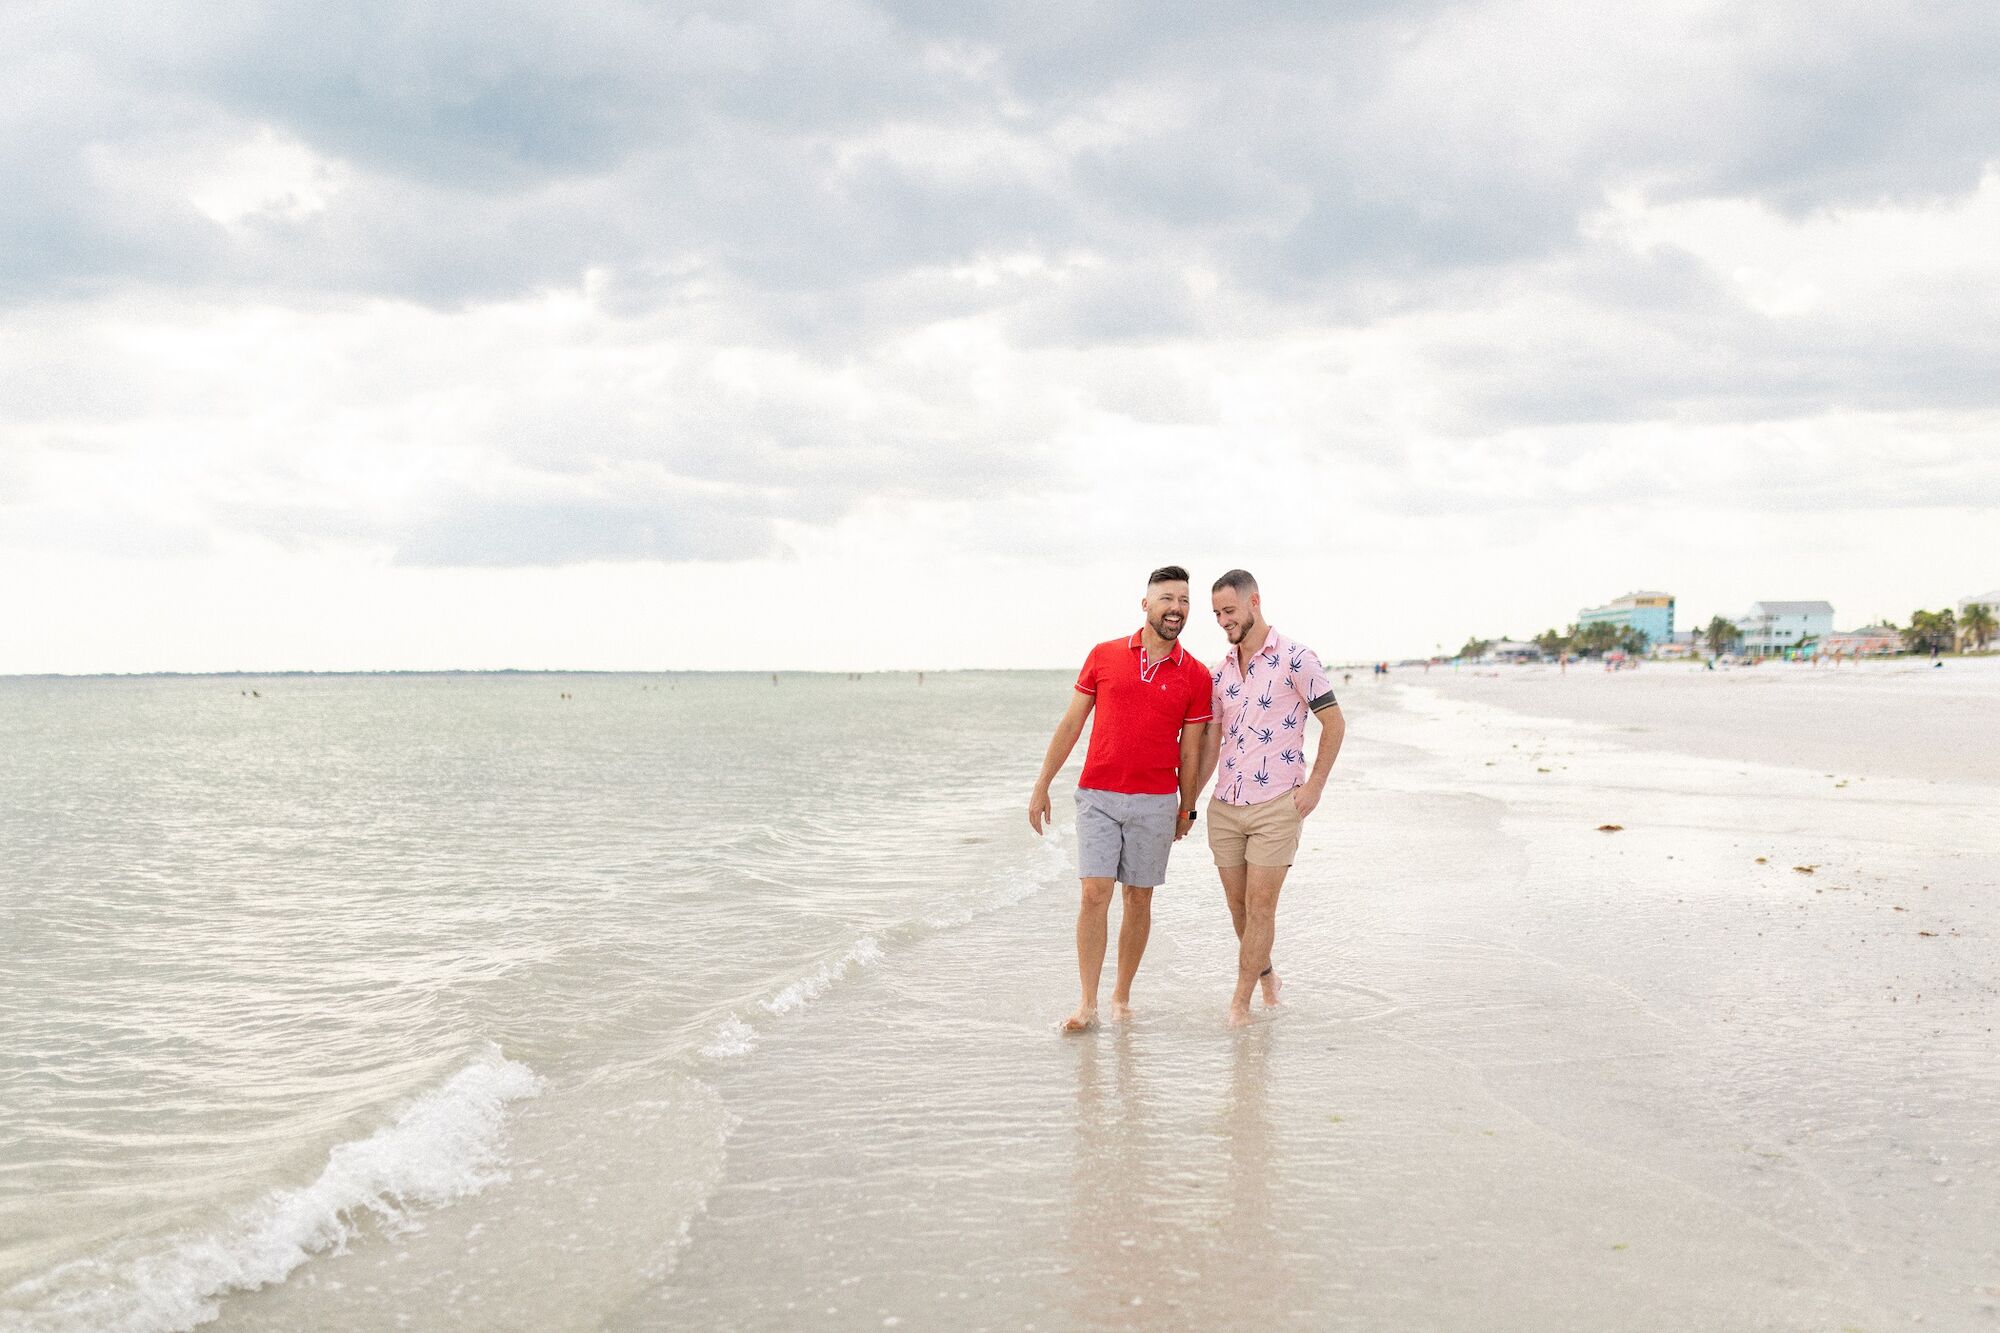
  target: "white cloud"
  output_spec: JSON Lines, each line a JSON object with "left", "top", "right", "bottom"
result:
{"left": 184, "top": 126, "right": 352, "bottom": 227}
{"left": 1588, "top": 170, "right": 2000, "bottom": 319}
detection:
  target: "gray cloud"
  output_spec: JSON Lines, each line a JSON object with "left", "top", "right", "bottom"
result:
{"left": 14, "top": 0, "right": 1993, "bottom": 310}
{"left": 1422, "top": 243, "right": 2000, "bottom": 433}
{"left": 1373, "top": 434, "right": 2000, "bottom": 520}
{"left": 1676, "top": 3, "right": 2000, "bottom": 209}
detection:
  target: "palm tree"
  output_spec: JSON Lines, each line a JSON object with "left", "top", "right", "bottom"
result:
{"left": 1702, "top": 615, "right": 1741, "bottom": 659}
{"left": 1961, "top": 602, "right": 1996, "bottom": 652}
{"left": 1902, "top": 609, "right": 1957, "bottom": 655}
{"left": 1570, "top": 621, "right": 1619, "bottom": 656}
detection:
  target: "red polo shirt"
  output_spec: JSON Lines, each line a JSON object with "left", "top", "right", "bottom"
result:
{"left": 1074, "top": 631, "right": 1214, "bottom": 795}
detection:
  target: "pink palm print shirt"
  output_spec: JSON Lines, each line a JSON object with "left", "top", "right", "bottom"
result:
{"left": 1210, "top": 628, "right": 1339, "bottom": 806}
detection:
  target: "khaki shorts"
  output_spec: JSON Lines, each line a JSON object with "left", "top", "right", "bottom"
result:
{"left": 1206, "top": 793, "right": 1302, "bottom": 868}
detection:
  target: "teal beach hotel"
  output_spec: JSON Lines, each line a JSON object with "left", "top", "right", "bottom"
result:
{"left": 1578, "top": 591, "right": 1676, "bottom": 647}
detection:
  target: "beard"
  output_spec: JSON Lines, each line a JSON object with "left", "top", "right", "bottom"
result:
{"left": 1225, "top": 620, "right": 1250, "bottom": 644}
{"left": 1150, "top": 612, "right": 1185, "bottom": 641}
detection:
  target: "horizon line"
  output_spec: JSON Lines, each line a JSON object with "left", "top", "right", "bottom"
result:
{"left": 0, "top": 655, "right": 1417, "bottom": 680}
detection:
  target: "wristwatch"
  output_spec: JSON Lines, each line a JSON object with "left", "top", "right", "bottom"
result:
{"left": 1181, "top": 808, "right": 1198, "bottom": 822}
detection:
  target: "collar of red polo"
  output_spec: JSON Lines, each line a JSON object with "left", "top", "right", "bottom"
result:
{"left": 1128, "top": 628, "right": 1187, "bottom": 666}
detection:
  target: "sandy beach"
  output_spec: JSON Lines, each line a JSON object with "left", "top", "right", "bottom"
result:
{"left": 1329, "top": 659, "right": 2000, "bottom": 1328}
{"left": 1407, "top": 656, "right": 2000, "bottom": 786}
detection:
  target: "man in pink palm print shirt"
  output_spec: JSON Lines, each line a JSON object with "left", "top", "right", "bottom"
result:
{"left": 1196, "top": 569, "right": 1346, "bottom": 1028}
{"left": 1210, "top": 631, "right": 1334, "bottom": 805}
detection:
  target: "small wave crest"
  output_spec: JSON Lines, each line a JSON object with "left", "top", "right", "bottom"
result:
{"left": 761, "top": 937, "right": 882, "bottom": 1016}
{"left": 700, "top": 828, "right": 1070, "bottom": 1064}
{"left": 6, "top": 1045, "right": 542, "bottom": 1333}
{"left": 696, "top": 936, "right": 883, "bottom": 1063}
{"left": 699, "top": 1015, "right": 758, "bottom": 1059}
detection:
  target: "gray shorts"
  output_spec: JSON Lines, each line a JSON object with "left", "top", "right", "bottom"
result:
{"left": 1074, "top": 788, "right": 1179, "bottom": 887}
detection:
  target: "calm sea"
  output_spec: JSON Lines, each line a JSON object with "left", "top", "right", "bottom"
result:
{"left": 1, "top": 672, "right": 1072, "bottom": 1331}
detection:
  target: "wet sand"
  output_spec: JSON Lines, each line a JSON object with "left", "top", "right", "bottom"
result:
{"left": 605, "top": 668, "right": 1998, "bottom": 1330}
{"left": 1354, "top": 663, "right": 2000, "bottom": 1329}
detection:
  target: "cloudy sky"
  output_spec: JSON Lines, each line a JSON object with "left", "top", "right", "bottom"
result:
{"left": 4, "top": 0, "right": 1996, "bottom": 673}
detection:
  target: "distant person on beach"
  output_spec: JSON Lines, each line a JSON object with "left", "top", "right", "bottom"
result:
{"left": 1029, "top": 566, "right": 1212, "bottom": 1032}
{"left": 1196, "top": 570, "right": 1347, "bottom": 1028}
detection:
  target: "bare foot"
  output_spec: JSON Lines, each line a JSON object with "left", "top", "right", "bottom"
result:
{"left": 1260, "top": 970, "right": 1284, "bottom": 1008}
{"left": 1060, "top": 1006, "right": 1098, "bottom": 1033}
{"left": 1225, "top": 1003, "right": 1253, "bottom": 1029}
{"left": 1107, "top": 998, "right": 1134, "bottom": 1023}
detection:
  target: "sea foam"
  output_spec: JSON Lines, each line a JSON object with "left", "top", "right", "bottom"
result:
{"left": 6, "top": 1045, "right": 541, "bottom": 1333}
{"left": 700, "top": 1014, "right": 759, "bottom": 1059}
{"left": 761, "top": 937, "right": 883, "bottom": 1016}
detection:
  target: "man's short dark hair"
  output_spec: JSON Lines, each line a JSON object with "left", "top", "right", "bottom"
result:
{"left": 1212, "top": 568, "right": 1258, "bottom": 596}
{"left": 1147, "top": 565, "right": 1190, "bottom": 586}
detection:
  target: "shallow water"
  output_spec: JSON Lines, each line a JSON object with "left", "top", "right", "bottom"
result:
{"left": 3, "top": 668, "right": 1996, "bottom": 1330}
{"left": 1, "top": 671, "right": 1065, "bottom": 1331}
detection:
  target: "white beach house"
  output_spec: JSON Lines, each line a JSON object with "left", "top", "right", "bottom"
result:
{"left": 1958, "top": 588, "right": 1999, "bottom": 617}
{"left": 1733, "top": 601, "right": 1834, "bottom": 657}
{"left": 1960, "top": 589, "right": 2000, "bottom": 651}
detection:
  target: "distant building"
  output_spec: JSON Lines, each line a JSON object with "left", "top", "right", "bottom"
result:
{"left": 1734, "top": 601, "right": 1834, "bottom": 657}
{"left": 1484, "top": 640, "right": 1542, "bottom": 663}
{"left": 1958, "top": 589, "right": 2000, "bottom": 616}
{"left": 1821, "top": 626, "right": 1900, "bottom": 656}
{"left": 1653, "top": 631, "right": 1700, "bottom": 660}
{"left": 1577, "top": 591, "right": 1675, "bottom": 646}
{"left": 1959, "top": 591, "right": 2000, "bottom": 651}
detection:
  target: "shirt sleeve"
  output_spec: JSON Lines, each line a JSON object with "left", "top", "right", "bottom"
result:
{"left": 1298, "top": 647, "right": 1338, "bottom": 711}
{"left": 1184, "top": 665, "right": 1213, "bottom": 723}
{"left": 1075, "top": 646, "right": 1100, "bottom": 695}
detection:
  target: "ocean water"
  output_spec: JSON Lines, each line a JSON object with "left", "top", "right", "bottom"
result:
{"left": 4, "top": 667, "right": 1997, "bottom": 1331}
{"left": 0, "top": 672, "right": 1069, "bottom": 1332}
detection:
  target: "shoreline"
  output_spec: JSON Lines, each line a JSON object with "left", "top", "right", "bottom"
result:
{"left": 1392, "top": 655, "right": 2000, "bottom": 786}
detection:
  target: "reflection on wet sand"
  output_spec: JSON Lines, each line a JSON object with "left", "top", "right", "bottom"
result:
{"left": 1220, "top": 1023, "right": 1294, "bottom": 1321}
{"left": 1066, "top": 1030, "right": 1170, "bottom": 1328}
{"left": 1064, "top": 1022, "right": 1313, "bottom": 1329}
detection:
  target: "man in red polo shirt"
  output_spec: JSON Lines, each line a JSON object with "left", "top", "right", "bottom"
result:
{"left": 1028, "top": 566, "right": 1213, "bottom": 1031}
